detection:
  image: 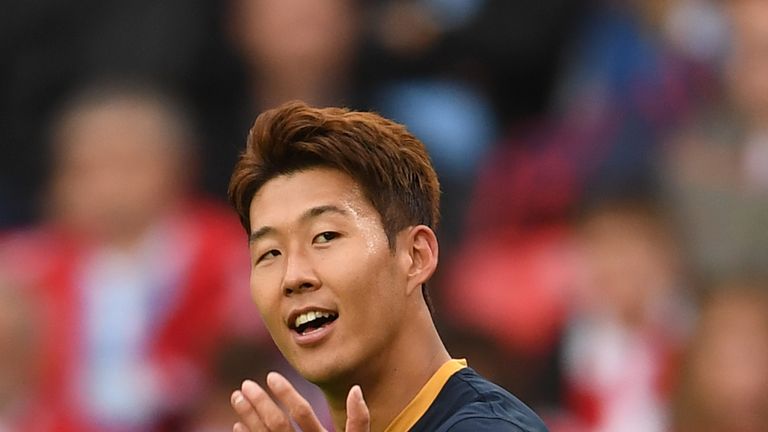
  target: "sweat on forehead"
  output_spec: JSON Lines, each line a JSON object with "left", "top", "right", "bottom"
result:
{"left": 247, "top": 167, "right": 382, "bottom": 238}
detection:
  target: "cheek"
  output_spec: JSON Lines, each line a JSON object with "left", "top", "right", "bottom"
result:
{"left": 344, "top": 255, "right": 403, "bottom": 316}
{"left": 249, "top": 272, "right": 283, "bottom": 327}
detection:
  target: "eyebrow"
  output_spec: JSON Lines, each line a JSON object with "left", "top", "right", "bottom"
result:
{"left": 249, "top": 205, "right": 349, "bottom": 244}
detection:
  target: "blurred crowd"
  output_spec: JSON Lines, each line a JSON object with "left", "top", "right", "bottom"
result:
{"left": 1, "top": 0, "right": 768, "bottom": 431}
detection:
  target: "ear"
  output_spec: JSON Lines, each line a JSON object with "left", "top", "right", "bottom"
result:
{"left": 401, "top": 225, "right": 439, "bottom": 297}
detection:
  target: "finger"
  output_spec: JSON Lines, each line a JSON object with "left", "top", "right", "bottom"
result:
{"left": 241, "top": 379, "right": 294, "bottom": 431}
{"left": 232, "top": 390, "right": 267, "bottom": 432}
{"left": 266, "top": 372, "right": 326, "bottom": 432}
{"left": 234, "top": 421, "right": 250, "bottom": 432}
{"left": 345, "top": 385, "right": 371, "bottom": 432}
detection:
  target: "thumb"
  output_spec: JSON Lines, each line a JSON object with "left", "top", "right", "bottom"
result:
{"left": 345, "top": 385, "right": 370, "bottom": 432}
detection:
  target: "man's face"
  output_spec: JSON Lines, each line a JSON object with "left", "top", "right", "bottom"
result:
{"left": 52, "top": 101, "right": 183, "bottom": 242}
{"left": 247, "top": 167, "right": 409, "bottom": 385}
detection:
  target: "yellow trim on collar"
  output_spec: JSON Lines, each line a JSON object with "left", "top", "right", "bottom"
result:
{"left": 383, "top": 359, "right": 467, "bottom": 432}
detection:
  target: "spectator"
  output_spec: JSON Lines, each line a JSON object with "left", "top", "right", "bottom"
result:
{"left": 4, "top": 82, "right": 259, "bottom": 431}
{"left": 672, "top": 279, "right": 768, "bottom": 432}
{"left": 227, "top": 0, "right": 361, "bottom": 110}
{"left": 561, "top": 197, "right": 691, "bottom": 432}
{"left": 661, "top": 0, "right": 768, "bottom": 280}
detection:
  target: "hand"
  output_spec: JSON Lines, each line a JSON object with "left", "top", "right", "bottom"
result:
{"left": 231, "top": 371, "right": 370, "bottom": 431}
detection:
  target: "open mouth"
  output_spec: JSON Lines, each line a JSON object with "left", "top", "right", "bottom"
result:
{"left": 290, "top": 310, "right": 339, "bottom": 335}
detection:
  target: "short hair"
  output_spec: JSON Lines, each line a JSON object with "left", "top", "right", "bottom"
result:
{"left": 228, "top": 101, "right": 441, "bottom": 308}
{"left": 47, "top": 77, "right": 199, "bottom": 163}
{"left": 49, "top": 80, "right": 195, "bottom": 155}
{"left": 228, "top": 101, "right": 441, "bottom": 245}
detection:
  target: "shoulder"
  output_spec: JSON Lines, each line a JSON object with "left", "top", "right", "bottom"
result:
{"left": 430, "top": 368, "right": 549, "bottom": 432}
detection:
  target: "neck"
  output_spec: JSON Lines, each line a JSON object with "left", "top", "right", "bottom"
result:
{"left": 323, "top": 305, "right": 450, "bottom": 432}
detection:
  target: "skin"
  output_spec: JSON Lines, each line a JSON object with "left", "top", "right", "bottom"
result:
{"left": 231, "top": 167, "right": 449, "bottom": 431}
{"left": 728, "top": 0, "right": 768, "bottom": 128}
{"left": 230, "top": 0, "right": 358, "bottom": 108}
{"left": 50, "top": 99, "right": 186, "bottom": 247}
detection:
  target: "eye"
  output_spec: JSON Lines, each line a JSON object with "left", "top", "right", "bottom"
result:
{"left": 313, "top": 231, "right": 339, "bottom": 244}
{"left": 256, "top": 249, "right": 281, "bottom": 264}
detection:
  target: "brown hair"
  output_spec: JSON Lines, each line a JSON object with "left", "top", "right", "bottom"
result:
{"left": 228, "top": 100, "right": 440, "bottom": 246}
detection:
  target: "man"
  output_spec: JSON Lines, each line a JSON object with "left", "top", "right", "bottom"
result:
{"left": 228, "top": 101, "right": 548, "bottom": 431}
{"left": 10, "top": 83, "right": 255, "bottom": 431}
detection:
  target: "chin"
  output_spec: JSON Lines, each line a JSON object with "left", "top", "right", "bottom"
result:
{"left": 290, "top": 351, "right": 361, "bottom": 389}
{"left": 294, "top": 359, "right": 347, "bottom": 386}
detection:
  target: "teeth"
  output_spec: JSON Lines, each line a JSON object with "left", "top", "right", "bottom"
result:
{"left": 294, "top": 311, "right": 334, "bottom": 329}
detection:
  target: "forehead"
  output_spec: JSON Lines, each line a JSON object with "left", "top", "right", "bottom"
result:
{"left": 248, "top": 167, "right": 377, "bottom": 227}
{"left": 56, "top": 100, "right": 181, "bottom": 164}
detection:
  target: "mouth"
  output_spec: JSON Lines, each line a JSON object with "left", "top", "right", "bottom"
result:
{"left": 288, "top": 309, "right": 339, "bottom": 336}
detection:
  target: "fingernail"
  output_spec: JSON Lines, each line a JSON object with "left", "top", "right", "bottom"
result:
{"left": 266, "top": 371, "right": 281, "bottom": 388}
{"left": 232, "top": 391, "right": 244, "bottom": 405}
{"left": 242, "top": 380, "right": 258, "bottom": 393}
{"left": 353, "top": 385, "right": 364, "bottom": 402}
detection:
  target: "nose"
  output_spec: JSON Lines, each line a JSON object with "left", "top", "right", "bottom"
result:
{"left": 281, "top": 249, "right": 320, "bottom": 296}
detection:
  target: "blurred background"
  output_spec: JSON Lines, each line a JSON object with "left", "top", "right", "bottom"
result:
{"left": 1, "top": 0, "right": 768, "bottom": 431}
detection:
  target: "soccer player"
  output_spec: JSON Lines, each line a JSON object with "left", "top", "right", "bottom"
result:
{"left": 227, "top": 101, "right": 548, "bottom": 431}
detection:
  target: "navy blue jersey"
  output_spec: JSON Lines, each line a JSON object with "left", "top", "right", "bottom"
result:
{"left": 384, "top": 360, "right": 548, "bottom": 432}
